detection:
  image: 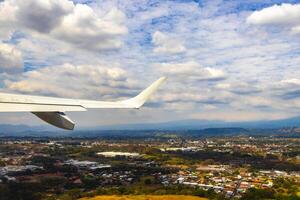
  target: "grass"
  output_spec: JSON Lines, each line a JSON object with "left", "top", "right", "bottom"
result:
{"left": 80, "top": 195, "right": 208, "bottom": 200}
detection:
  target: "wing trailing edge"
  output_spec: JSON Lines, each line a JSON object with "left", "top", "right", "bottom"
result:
{"left": 0, "top": 77, "right": 166, "bottom": 130}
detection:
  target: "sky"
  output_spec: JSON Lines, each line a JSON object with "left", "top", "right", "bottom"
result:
{"left": 0, "top": 0, "right": 300, "bottom": 127}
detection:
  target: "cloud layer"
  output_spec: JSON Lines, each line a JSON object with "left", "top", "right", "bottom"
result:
{"left": 0, "top": 0, "right": 299, "bottom": 126}
{"left": 157, "top": 61, "right": 226, "bottom": 81}
{"left": 247, "top": 3, "right": 300, "bottom": 34}
{"left": 4, "top": 63, "right": 137, "bottom": 99}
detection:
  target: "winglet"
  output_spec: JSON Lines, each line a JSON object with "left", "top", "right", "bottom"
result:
{"left": 122, "top": 77, "right": 167, "bottom": 109}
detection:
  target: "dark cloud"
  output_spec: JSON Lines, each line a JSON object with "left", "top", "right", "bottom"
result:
{"left": 230, "top": 87, "right": 261, "bottom": 95}
{"left": 281, "top": 89, "right": 300, "bottom": 99}
{"left": 198, "top": 99, "right": 229, "bottom": 105}
{"left": 16, "top": 0, "right": 73, "bottom": 33}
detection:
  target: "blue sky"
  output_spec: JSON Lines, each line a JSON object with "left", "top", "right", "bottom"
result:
{"left": 0, "top": 0, "right": 300, "bottom": 127}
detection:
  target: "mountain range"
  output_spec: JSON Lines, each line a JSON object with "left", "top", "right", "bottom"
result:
{"left": 86, "top": 115, "right": 300, "bottom": 130}
{"left": 1, "top": 115, "right": 300, "bottom": 137}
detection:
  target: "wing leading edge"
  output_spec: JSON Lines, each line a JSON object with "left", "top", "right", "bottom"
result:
{"left": 0, "top": 77, "right": 166, "bottom": 130}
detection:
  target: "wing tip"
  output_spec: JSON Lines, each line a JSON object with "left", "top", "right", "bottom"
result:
{"left": 131, "top": 76, "right": 167, "bottom": 108}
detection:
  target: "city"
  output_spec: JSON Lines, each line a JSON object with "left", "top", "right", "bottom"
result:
{"left": 0, "top": 131, "right": 299, "bottom": 200}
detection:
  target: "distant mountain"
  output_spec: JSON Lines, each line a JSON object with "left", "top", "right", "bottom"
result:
{"left": 70, "top": 127, "right": 300, "bottom": 138}
{"left": 239, "top": 116, "right": 300, "bottom": 128}
{"left": 1, "top": 115, "right": 300, "bottom": 137}
{"left": 68, "top": 127, "right": 251, "bottom": 138}
{"left": 84, "top": 119, "right": 226, "bottom": 130}
{"left": 85, "top": 116, "right": 300, "bottom": 130}
{"left": 0, "top": 124, "right": 69, "bottom": 137}
{"left": 0, "top": 124, "right": 42, "bottom": 133}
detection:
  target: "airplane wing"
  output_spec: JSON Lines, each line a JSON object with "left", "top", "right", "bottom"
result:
{"left": 0, "top": 77, "right": 166, "bottom": 130}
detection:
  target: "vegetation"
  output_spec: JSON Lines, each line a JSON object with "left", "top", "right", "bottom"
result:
{"left": 240, "top": 178, "right": 300, "bottom": 200}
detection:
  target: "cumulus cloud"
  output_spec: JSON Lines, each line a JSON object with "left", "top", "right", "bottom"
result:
{"left": 0, "top": 0, "right": 300, "bottom": 125}
{"left": 4, "top": 63, "right": 137, "bottom": 99}
{"left": 0, "top": 0, "right": 128, "bottom": 50}
{"left": 52, "top": 5, "right": 127, "bottom": 50}
{"left": 0, "top": 43, "right": 23, "bottom": 73}
{"left": 247, "top": 3, "right": 300, "bottom": 34}
{"left": 152, "top": 31, "right": 186, "bottom": 54}
{"left": 0, "top": 0, "right": 16, "bottom": 40}
{"left": 157, "top": 61, "right": 226, "bottom": 81}
{"left": 15, "top": 0, "right": 73, "bottom": 33}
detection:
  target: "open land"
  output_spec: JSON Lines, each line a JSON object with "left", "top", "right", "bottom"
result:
{"left": 80, "top": 195, "right": 207, "bottom": 200}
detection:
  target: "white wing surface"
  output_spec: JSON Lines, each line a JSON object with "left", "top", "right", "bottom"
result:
{"left": 0, "top": 77, "right": 166, "bottom": 130}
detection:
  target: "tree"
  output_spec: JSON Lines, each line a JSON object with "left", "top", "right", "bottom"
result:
{"left": 144, "top": 178, "right": 152, "bottom": 185}
{"left": 241, "top": 188, "right": 275, "bottom": 200}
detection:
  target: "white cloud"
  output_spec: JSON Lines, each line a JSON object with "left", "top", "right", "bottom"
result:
{"left": 291, "top": 26, "right": 300, "bottom": 35}
{"left": 190, "top": 109, "right": 292, "bottom": 122}
{"left": 0, "top": 0, "right": 16, "bottom": 40}
{"left": 157, "top": 61, "right": 226, "bottom": 81}
{"left": 4, "top": 63, "right": 137, "bottom": 99}
{"left": 247, "top": 3, "right": 300, "bottom": 34}
{"left": 52, "top": 5, "right": 127, "bottom": 50}
{"left": 247, "top": 3, "right": 300, "bottom": 25}
{"left": 0, "top": 43, "right": 23, "bottom": 73}
{"left": 152, "top": 31, "right": 186, "bottom": 54}
{"left": 280, "top": 78, "right": 300, "bottom": 85}
{"left": 0, "top": 0, "right": 128, "bottom": 50}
